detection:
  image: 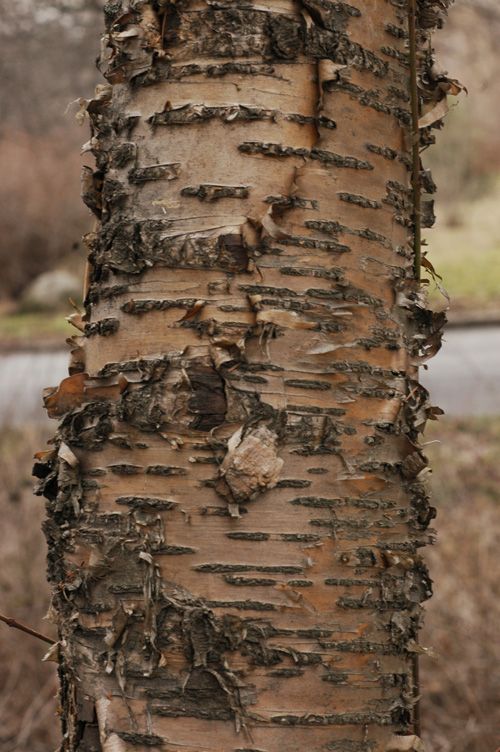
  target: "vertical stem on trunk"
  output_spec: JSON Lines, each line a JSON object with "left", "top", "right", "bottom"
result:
{"left": 409, "top": 3, "right": 423, "bottom": 732}
{"left": 409, "top": 0, "right": 422, "bottom": 280}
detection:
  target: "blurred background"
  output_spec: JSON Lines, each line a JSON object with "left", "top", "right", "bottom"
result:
{"left": 0, "top": 1, "right": 499, "bottom": 751}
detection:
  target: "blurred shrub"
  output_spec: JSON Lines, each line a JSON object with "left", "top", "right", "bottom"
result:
{"left": 421, "top": 418, "right": 500, "bottom": 752}
{"left": 428, "top": 0, "right": 500, "bottom": 205}
{"left": 0, "top": 129, "right": 89, "bottom": 299}
{"left": 427, "top": 103, "right": 498, "bottom": 206}
{"left": 0, "top": 1, "right": 100, "bottom": 300}
{"left": 0, "top": 425, "right": 58, "bottom": 752}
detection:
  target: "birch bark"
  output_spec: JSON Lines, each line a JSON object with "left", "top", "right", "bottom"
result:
{"left": 36, "top": 1, "right": 451, "bottom": 750}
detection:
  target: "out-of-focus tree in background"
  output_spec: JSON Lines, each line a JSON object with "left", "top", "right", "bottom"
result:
{"left": 430, "top": 0, "right": 500, "bottom": 202}
{"left": 0, "top": 0, "right": 100, "bottom": 301}
{"left": 425, "top": 0, "right": 500, "bottom": 313}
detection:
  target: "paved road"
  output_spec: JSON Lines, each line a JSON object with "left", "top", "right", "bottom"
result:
{"left": 421, "top": 326, "right": 500, "bottom": 416}
{"left": 0, "top": 327, "right": 499, "bottom": 424}
{"left": 0, "top": 350, "right": 68, "bottom": 425}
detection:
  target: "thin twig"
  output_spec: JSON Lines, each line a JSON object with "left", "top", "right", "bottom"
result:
{"left": 0, "top": 612, "right": 54, "bottom": 645}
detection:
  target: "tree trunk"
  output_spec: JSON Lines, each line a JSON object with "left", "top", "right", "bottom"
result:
{"left": 36, "top": 1, "right": 451, "bottom": 750}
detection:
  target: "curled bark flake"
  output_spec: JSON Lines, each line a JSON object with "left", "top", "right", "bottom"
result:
{"left": 85, "top": 318, "right": 120, "bottom": 338}
{"left": 219, "top": 425, "right": 284, "bottom": 506}
{"left": 100, "top": 4, "right": 162, "bottom": 84}
{"left": 81, "top": 166, "right": 103, "bottom": 218}
{"left": 43, "top": 373, "right": 87, "bottom": 419}
{"left": 181, "top": 184, "right": 250, "bottom": 202}
{"left": 149, "top": 103, "right": 277, "bottom": 128}
{"left": 128, "top": 163, "right": 181, "bottom": 183}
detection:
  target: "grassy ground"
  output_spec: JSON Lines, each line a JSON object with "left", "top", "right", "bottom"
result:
{"left": 0, "top": 312, "right": 73, "bottom": 348}
{"left": 425, "top": 182, "right": 500, "bottom": 313}
{"left": 0, "top": 418, "right": 499, "bottom": 751}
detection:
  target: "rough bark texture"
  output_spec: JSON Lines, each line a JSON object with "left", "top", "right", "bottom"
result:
{"left": 36, "top": 1, "right": 452, "bottom": 750}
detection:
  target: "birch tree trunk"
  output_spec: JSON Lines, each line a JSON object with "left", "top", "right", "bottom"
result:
{"left": 36, "top": 1, "right": 451, "bottom": 750}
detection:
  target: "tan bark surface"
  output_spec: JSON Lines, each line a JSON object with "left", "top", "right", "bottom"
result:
{"left": 36, "top": 1, "right": 451, "bottom": 750}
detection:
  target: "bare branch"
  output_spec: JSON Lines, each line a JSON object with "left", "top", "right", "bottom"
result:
{"left": 0, "top": 612, "right": 54, "bottom": 645}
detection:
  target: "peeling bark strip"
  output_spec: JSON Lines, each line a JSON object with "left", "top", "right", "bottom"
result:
{"left": 37, "top": 1, "right": 452, "bottom": 750}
